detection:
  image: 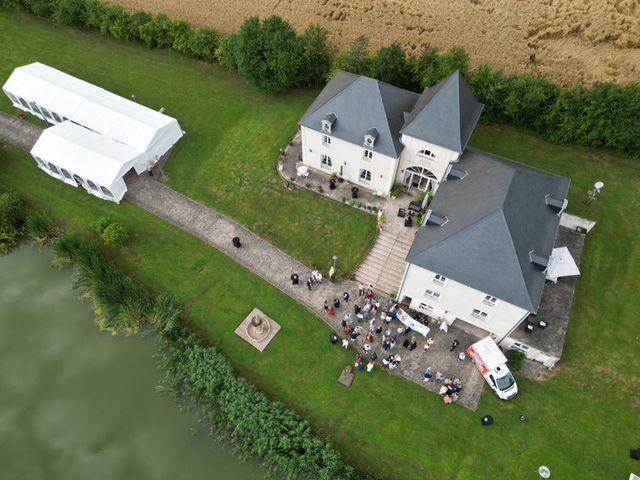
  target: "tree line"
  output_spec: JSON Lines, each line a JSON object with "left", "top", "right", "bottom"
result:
{"left": 3, "top": 0, "right": 639, "bottom": 154}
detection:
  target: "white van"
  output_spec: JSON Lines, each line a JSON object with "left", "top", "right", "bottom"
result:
{"left": 467, "top": 337, "right": 518, "bottom": 400}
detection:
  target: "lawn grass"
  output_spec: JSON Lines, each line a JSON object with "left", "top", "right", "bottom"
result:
{"left": 1, "top": 10, "right": 639, "bottom": 480}
{"left": 0, "top": 10, "right": 375, "bottom": 276}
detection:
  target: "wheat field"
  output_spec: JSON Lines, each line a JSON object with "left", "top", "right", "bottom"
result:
{"left": 113, "top": 0, "right": 640, "bottom": 84}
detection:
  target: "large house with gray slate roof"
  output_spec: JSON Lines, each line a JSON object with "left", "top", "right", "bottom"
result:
{"left": 301, "top": 70, "right": 572, "bottom": 351}
{"left": 298, "top": 70, "right": 483, "bottom": 195}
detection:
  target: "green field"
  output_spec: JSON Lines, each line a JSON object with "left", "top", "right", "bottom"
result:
{"left": 1, "top": 10, "right": 639, "bottom": 480}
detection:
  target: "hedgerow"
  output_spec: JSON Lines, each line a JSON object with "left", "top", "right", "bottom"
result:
{"left": 2, "top": 0, "right": 638, "bottom": 152}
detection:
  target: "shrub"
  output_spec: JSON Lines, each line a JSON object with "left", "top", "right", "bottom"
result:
{"left": 139, "top": 13, "right": 184, "bottom": 48}
{"left": 506, "top": 349, "right": 525, "bottom": 371}
{"left": 372, "top": 43, "right": 415, "bottom": 90}
{"left": 22, "top": 0, "right": 54, "bottom": 17}
{"left": 390, "top": 182, "right": 405, "bottom": 197}
{"left": 82, "top": 0, "right": 106, "bottom": 29}
{"left": 299, "top": 23, "right": 332, "bottom": 87}
{"left": 329, "top": 34, "right": 372, "bottom": 79}
{"left": 101, "top": 222, "right": 128, "bottom": 246}
{"left": 51, "top": 0, "right": 87, "bottom": 26}
{"left": 0, "top": 188, "right": 24, "bottom": 255}
{"left": 412, "top": 45, "right": 469, "bottom": 88}
{"left": 26, "top": 211, "right": 59, "bottom": 246}
{"left": 127, "top": 10, "right": 152, "bottom": 40}
{"left": 214, "top": 34, "right": 238, "bottom": 70}
{"left": 186, "top": 27, "right": 219, "bottom": 61}
{"left": 92, "top": 216, "right": 111, "bottom": 233}
{"left": 51, "top": 232, "right": 86, "bottom": 268}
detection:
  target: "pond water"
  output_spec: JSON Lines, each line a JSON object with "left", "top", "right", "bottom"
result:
{"left": 0, "top": 243, "right": 267, "bottom": 480}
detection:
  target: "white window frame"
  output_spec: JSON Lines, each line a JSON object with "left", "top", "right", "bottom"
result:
{"left": 320, "top": 154, "right": 332, "bottom": 170}
{"left": 418, "top": 302, "right": 434, "bottom": 312}
{"left": 433, "top": 274, "right": 447, "bottom": 285}
{"left": 363, "top": 149, "right": 373, "bottom": 160}
{"left": 483, "top": 295, "right": 498, "bottom": 307}
{"left": 321, "top": 134, "right": 331, "bottom": 146}
{"left": 359, "top": 169, "right": 372, "bottom": 184}
{"left": 471, "top": 309, "right": 490, "bottom": 320}
{"left": 321, "top": 120, "right": 332, "bottom": 133}
{"left": 424, "top": 288, "right": 442, "bottom": 301}
{"left": 418, "top": 149, "right": 436, "bottom": 159}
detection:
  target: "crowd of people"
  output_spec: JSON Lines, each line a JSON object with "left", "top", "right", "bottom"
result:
{"left": 325, "top": 282, "right": 468, "bottom": 404}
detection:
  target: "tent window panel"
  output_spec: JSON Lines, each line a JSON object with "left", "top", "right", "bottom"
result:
{"left": 51, "top": 112, "right": 62, "bottom": 123}
{"left": 18, "top": 97, "right": 29, "bottom": 109}
{"left": 29, "top": 102, "right": 42, "bottom": 116}
{"left": 6, "top": 93, "right": 18, "bottom": 105}
{"left": 60, "top": 168, "right": 72, "bottom": 180}
{"left": 100, "top": 186, "right": 114, "bottom": 197}
{"left": 87, "top": 180, "right": 98, "bottom": 191}
{"left": 47, "top": 163, "right": 60, "bottom": 175}
{"left": 73, "top": 174, "right": 84, "bottom": 186}
{"left": 40, "top": 107, "right": 52, "bottom": 120}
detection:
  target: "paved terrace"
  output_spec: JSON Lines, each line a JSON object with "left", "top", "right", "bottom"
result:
{"left": 0, "top": 113, "right": 485, "bottom": 410}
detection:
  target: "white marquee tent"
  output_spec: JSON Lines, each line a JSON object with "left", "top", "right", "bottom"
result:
{"left": 545, "top": 246, "right": 580, "bottom": 283}
{"left": 2, "top": 62, "right": 184, "bottom": 202}
{"left": 31, "top": 121, "right": 139, "bottom": 202}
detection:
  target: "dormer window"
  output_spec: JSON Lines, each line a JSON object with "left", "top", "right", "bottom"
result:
{"left": 364, "top": 127, "right": 379, "bottom": 147}
{"left": 418, "top": 149, "right": 436, "bottom": 159}
{"left": 322, "top": 113, "right": 336, "bottom": 133}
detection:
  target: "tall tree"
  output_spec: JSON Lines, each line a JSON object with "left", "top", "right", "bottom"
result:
{"left": 328, "top": 34, "right": 372, "bottom": 79}
{"left": 233, "top": 15, "right": 305, "bottom": 93}
{"left": 372, "top": 43, "right": 414, "bottom": 90}
{"left": 300, "top": 24, "right": 333, "bottom": 87}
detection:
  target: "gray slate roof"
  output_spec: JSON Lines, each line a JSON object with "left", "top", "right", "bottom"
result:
{"left": 298, "top": 71, "right": 419, "bottom": 158}
{"left": 401, "top": 71, "right": 484, "bottom": 153}
{"left": 407, "top": 148, "right": 570, "bottom": 312}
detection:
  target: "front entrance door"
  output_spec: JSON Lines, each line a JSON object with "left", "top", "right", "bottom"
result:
{"left": 403, "top": 166, "right": 438, "bottom": 193}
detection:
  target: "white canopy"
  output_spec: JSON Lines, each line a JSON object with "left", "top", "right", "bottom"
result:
{"left": 30, "top": 121, "right": 138, "bottom": 201}
{"left": 545, "top": 246, "right": 580, "bottom": 283}
{"left": 3, "top": 62, "right": 183, "bottom": 156}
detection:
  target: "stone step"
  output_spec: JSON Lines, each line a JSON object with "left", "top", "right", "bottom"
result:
{"left": 362, "top": 251, "right": 406, "bottom": 270}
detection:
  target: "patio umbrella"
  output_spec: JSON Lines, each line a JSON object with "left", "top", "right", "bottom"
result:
{"left": 545, "top": 246, "right": 580, "bottom": 283}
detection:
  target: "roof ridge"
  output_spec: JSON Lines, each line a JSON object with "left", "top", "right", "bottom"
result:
{"left": 495, "top": 209, "right": 535, "bottom": 311}
{"left": 373, "top": 79, "right": 398, "bottom": 149}
{"left": 409, "top": 207, "right": 502, "bottom": 258}
{"left": 301, "top": 71, "right": 361, "bottom": 119}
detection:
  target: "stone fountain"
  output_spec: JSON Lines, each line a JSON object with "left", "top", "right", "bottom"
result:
{"left": 234, "top": 308, "right": 281, "bottom": 352}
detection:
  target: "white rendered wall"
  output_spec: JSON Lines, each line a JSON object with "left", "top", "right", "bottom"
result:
{"left": 300, "top": 126, "right": 398, "bottom": 194}
{"left": 396, "top": 135, "right": 459, "bottom": 188}
{"left": 398, "top": 263, "right": 530, "bottom": 338}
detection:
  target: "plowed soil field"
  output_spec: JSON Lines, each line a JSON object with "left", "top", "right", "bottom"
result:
{"left": 113, "top": 0, "right": 640, "bottom": 85}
